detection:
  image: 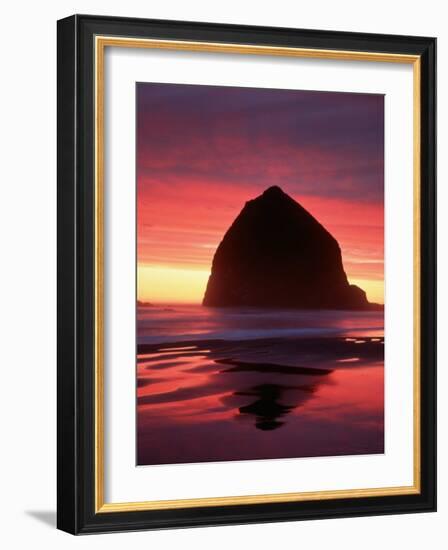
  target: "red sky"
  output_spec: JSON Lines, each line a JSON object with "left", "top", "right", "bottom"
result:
{"left": 137, "top": 84, "right": 384, "bottom": 304}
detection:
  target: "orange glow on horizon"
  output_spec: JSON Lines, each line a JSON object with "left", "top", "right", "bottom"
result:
{"left": 138, "top": 266, "right": 384, "bottom": 306}
{"left": 138, "top": 265, "right": 211, "bottom": 305}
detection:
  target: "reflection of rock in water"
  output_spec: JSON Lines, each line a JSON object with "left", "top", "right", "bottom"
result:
{"left": 236, "top": 384, "right": 295, "bottom": 430}
{"left": 215, "top": 357, "right": 333, "bottom": 430}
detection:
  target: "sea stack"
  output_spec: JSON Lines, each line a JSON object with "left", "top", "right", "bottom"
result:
{"left": 203, "top": 186, "right": 374, "bottom": 310}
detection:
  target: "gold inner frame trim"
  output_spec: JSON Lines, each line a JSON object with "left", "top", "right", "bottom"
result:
{"left": 94, "top": 35, "right": 421, "bottom": 513}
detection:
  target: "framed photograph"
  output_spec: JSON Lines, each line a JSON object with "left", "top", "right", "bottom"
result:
{"left": 57, "top": 14, "right": 436, "bottom": 534}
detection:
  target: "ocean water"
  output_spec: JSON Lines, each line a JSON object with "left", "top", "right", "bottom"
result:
{"left": 137, "top": 305, "right": 384, "bottom": 466}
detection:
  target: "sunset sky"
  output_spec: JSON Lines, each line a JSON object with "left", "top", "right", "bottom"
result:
{"left": 137, "top": 83, "right": 384, "bottom": 305}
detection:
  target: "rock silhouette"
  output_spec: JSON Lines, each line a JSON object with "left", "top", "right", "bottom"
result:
{"left": 203, "top": 186, "right": 378, "bottom": 310}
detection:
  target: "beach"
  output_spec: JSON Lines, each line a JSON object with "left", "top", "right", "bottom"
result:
{"left": 137, "top": 305, "right": 384, "bottom": 466}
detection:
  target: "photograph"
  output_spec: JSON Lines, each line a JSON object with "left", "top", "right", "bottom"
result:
{"left": 136, "top": 83, "right": 385, "bottom": 466}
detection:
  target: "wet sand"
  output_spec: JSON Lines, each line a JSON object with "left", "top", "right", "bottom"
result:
{"left": 137, "top": 335, "right": 384, "bottom": 465}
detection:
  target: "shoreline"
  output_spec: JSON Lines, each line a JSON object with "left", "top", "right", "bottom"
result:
{"left": 138, "top": 335, "right": 384, "bottom": 372}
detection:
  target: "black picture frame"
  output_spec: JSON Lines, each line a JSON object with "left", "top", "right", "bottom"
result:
{"left": 57, "top": 14, "right": 436, "bottom": 534}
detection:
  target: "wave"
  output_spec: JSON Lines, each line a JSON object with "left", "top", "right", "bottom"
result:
{"left": 138, "top": 325, "right": 384, "bottom": 346}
